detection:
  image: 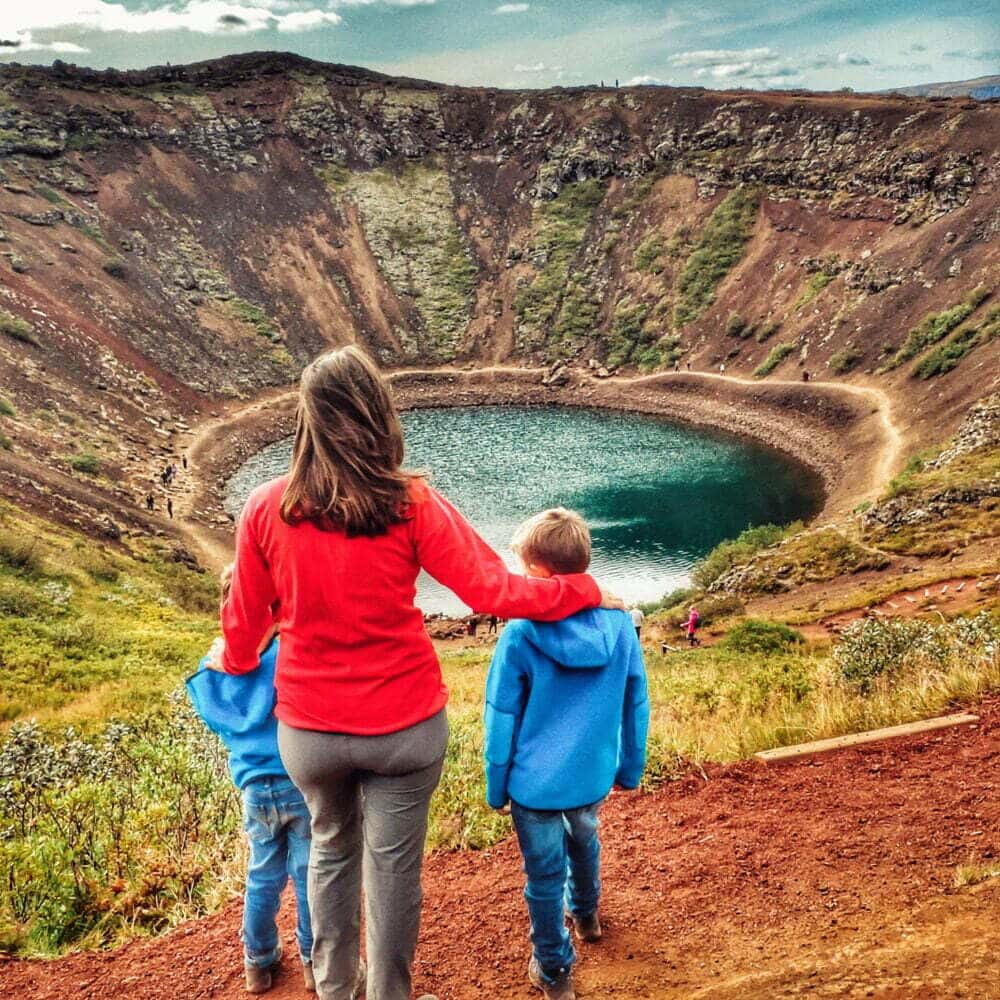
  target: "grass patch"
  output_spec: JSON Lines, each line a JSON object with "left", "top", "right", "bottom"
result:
{"left": 633, "top": 232, "right": 665, "bottom": 274}
{"left": 954, "top": 861, "right": 1000, "bottom": 888}
{"left": 913, "top": 306, "right": 1000, "bottom": 379}
{"left": 515, "top": 180, "right": 607, "bottom": 349}
{"left": 0, "top": 433, "right": 11, "bottom": 451}
{"left": 692, "top": 523, "right": 794, "bottom": 589}
{"left": 793, "top": 271, "right": 833, "bottom": 312}
{"left": 754, "top": 342, "right": 796, "bottom": 377}
{"left": 0, "top": 311, "right": 40, "bottom": 347}
{"left": 881, "top": 285, "right": 991, "bottom": 372}
{"left": 223, "top": 298, "right": 280, "bottom": 342}
{"left": 0, "top": 397, "right": 14, "bottom": 418}
{"left": 829, "top": 347, "right": 862, "bottom": 374}
{"left": 674, "top": 186, "right": 760, "bottom": 328}
{"left": 754, "top": 319, "right": 781, "bottom": 343}
{"left": 721, "top": 619, "right": 805, "bottom": 655}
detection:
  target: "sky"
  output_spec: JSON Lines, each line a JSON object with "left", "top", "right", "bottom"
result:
{"left": 1, "top": 1, "right": 997, "bottom": 92}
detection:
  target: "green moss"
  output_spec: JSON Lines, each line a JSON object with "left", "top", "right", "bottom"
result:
{"left": 223, "top": 298, "right": 280, "bottom": 342}
{"left": 754, "top": 342, "right": 796, "bottom": 377}
{"left": 515, "top": 180, "right": 607, "bottom": 350}
{"left": 633, "top": 232, "right": 665, "bottom": 274}
{"left": 913, "top": 306, "right": 1000, "bottom": 379}
{"left": 0, "top": 311, "right": 39, "bottom": 347}
{"left": 881, "top": 285, "right": 991, "bottom": 372}
{"left": 673, "top": 187, "right": 760, "bottom": 327}
{"left": 34, "top": 186, "right": 66, "bottom": 206}
{"left": 793, "top": 271, "right": 834, "bottom": 312}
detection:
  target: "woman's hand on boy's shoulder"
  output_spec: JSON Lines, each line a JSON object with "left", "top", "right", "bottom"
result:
{"left": 205, "top": 636, "right": 227, "bottom": 672}
{"left": 494, "top": 802, "right": 511, "bottom": 816}
{"left": 598, "top": 588, "right": 626, "bottom": 611}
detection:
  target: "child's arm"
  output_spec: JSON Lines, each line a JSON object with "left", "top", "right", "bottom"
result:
{"left": 483, "top": 631, "right": 529, "bottom": 809}
{"left": 615, "top": 629, "right": 650, "bottom": 790}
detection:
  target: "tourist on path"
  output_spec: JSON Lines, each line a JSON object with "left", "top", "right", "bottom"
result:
{"left": 145, "top": 492, "right": 155, "bottom": 512}
{"left": 166, "top": 497, "right": 173, "bottom": 519}
{"left": 488, "top": 615, "right": 499, "bottom": 635}
{"left": 209, "top": 346, "right": 623, "bottom": 1000}
{"left": 685, "top": 605, "right": 701, "bottom": 647}
{"left": 630, "top": 605, "right": 644, "bottom": 639}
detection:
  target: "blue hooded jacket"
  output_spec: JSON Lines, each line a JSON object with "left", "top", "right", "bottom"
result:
{"left": 185, "top": 639, "right": 286, "bottom": 790}
{"left": 483, "top": 608, "right": 649, "bottom": 811}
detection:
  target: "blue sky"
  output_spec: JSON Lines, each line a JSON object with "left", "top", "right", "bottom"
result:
{"left": 1, "top": 1, "right": 997, "bottom": 91}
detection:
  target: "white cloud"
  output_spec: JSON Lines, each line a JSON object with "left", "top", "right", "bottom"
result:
{"left": 513, "top": 61, "right": 545, "bottom": 72}
{"left": 0, "top": 32, "right": 89, "bottom": 53}
{"left": 494, "top": 3, "right": 529, "bottom": 13}
{"left": 0, "top": 0, "right": 438, "bottom": 40}
{"left": 669, "top": 47, "right": 778, "bottom": 68}
{"left": 627, "top": 74, "right": 667, "bottom": 86}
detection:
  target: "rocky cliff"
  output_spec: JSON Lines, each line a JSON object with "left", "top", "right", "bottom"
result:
{"left": 0, "top": 52, "right": 997, "bottom": 536}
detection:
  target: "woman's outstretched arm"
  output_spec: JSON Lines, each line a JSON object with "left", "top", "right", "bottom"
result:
{"left": 412, "top": 484, "right": 611, "bottom": 620}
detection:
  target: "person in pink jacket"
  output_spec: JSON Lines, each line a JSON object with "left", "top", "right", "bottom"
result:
{"left": 685, "top": 606, "right": 701, "bottom": 647}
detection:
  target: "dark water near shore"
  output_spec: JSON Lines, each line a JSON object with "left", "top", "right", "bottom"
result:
{"left": 225, "top": 406, "right": 823, "bottom": 615}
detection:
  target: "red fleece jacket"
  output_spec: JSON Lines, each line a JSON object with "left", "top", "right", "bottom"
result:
{"left": 221, "top": 477, "right": 602, "bottom": 734}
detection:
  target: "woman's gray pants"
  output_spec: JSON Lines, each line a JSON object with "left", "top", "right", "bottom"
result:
{"left": 278, "top": 710, "right": 448, "bottom": 1000}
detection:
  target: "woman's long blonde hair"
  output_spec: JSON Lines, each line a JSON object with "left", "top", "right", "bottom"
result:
{"left": 280, "top": 345, "right": 413, "bottom": 537}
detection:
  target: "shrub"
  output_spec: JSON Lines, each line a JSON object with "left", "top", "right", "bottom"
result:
{"left": 0, "top": 432, "right": 11, "bottom": 451}
{"left": 0, "top": 310, "right": 39, "bottom": 347}
{"left": 793, "top": 271, "right": 833, "bottom": 312}
{"left": 68, "top": 452, "right": 100, "bottom": 475}
{"left": 674, "top": 186, "right": 760, "bottom": 327}
{"left": 102, "top": 258, "right": 127, "bottom": 278}
{"left": 0, "top": 530, "right": 44, "bottom": 575}
{"left": 721, "top": 619, "right": 805, "bottom": 655}
{"left": 633, "top": 233, "right": 665, "bottom": 274}
{"left": 913, "top": 306, "right": 1000, "bottom": 379}
{"left": 834, "top": 612, "right": 998, "bottom": 693}
{"left": 754, "top": 342, "right": 795, "bottom": 377}
{"left": 725, "top": 312, "right": 749, "bottom": 338}
{"left": 692, "top": 523, "right": 790, "bottom": 589}
{"left": 755, "top": 319, "right": 781, "bottom": 343}
{"left": 0, "top": 397, "right": 15, "bottom": 417}
{"left": 829, "top": 347, "right": 861, "bottom": 374}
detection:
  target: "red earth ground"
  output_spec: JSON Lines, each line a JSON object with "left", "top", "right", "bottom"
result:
{"left": 3, "top": 698, "right": 998, "bottom": 1000}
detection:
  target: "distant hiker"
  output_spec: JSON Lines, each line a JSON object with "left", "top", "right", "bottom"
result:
{"left": 685, "top": 605, "right": 701, "bottom": 647}
{"left": 488, "top": 614, "right": 499, "bottom": 635}
{"left": 615, "top": 78, "right": 619, "bottom": 88}
{"left": 188, "top": 566, "right": 314, "bottom": 994}
{"left": 209, "top": 346, "right": 622, "bottom": 1000}
{"left": 467, "top": 616, "right": 479, "bottom": 638}
{"left": 160, "top": 467, "right": 170, "bottom": 485}
{"left": 145, "top": 492, "right": 155, "bottom": 512}
{"left": 484, "top": 508, "right": 648, "bottom": 1000}
{"left": 630, "top": 605, "right": 644, "bottom": 639}
{"left": 166, "top": 497, "right": 174, "bottom": 519}
{"left": 802, "top": 370, "right": 811, "bottom": 383}
{"left": 719, "top": 363, "right": 726, "bottom": 375}
{"left": 182, "top": 455, "right": 188, "bottom": 470}
{"left": 686, "top": 360, "right": 692, "bottom": 371}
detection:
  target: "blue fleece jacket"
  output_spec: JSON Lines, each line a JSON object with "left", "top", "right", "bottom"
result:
{"left": 185, "top": 639, "right": 286, "bottom": 790}
{"left": 483, "top": 608, "right": 649, "bottom": 811}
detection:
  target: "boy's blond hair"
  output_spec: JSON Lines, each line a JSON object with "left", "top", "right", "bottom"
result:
{"left": 511, "top": 507, "right": 591, "bottom": 575}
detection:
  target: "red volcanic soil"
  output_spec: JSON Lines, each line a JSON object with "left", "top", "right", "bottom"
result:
{"left": 4, "top": 698, "right": 998, "bottom": 1000}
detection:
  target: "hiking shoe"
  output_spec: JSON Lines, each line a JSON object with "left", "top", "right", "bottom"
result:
{"left": 245, "top": 944, "right": 281, "bottom": 994}
{"left": 528, "top": 957, "right": 576, "bottom": 1000}
{"left": 244, "top": 964, "right": 273, "bottom": 995}
{"left": 302, "top": 962, "right": 315, "bottom": 992}
{"left": 572, "top": 911, "right": 603, "bottom": 942}
{"left": 302, "top": 959, "right": 366, "bottom": 996}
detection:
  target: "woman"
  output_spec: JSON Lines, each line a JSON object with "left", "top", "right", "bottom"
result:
{"left": 213, "top": 346, "right": 621, "bottom": 1000}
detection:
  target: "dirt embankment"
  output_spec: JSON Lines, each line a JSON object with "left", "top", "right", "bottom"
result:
{"left": 5, "top": 696, "right": 997, "bottom": 1000}
{"left": 181, "top": 366, "right": 900, "bottom": 572}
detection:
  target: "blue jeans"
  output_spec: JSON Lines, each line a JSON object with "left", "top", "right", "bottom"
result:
{"left": 242, "top": 775, "right": 313, "bottom": 969}
{"left": 510, "top": 800, "right": 603, "bottom": 981}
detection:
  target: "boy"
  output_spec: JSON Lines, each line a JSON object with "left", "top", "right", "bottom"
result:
{"left": 483, "top": 509, "right": 649, "bottom": 1000}
{"left": 186, "top": 566, "right": 314, "bottom": 995}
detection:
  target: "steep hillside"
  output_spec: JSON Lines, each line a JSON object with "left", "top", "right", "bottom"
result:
{"left": 886, "top": 74, "right": 1000, "bottom": 99}
{"left": 0, "top": 51, "right": 998, "bottom": 536}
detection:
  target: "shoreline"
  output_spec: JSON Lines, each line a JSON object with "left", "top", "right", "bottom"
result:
{"left": 183, "top": 367, "right": 902, "bottom": 572}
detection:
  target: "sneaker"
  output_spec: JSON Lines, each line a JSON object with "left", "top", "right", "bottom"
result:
{"left": 572, "top": 911, "right": 603, "bottom": 943}
{"left": 528, "top": 957, "right": 576, "bottom": 1000}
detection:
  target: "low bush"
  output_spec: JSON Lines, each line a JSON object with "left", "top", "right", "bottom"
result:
{"left": 68, "top": 451, "right": 100, "bottom": 475}
{"left": 0, "top": 310, "right": 40, "bottom": 347}
{"left": 829, "top": 347, "right": 861, "bottom": 374}
{"left": 913, "top": 306, "right": 1000, "bottom": 379}
{"left": 633, "top": 232, "right": 665, "bottom": 274}
{"left": 101, "top": 258, "right": 127, "bottom": 278}
{"left": 754, "top": 342, "right": 795, "bottom": 377}
{"left": 754, "top": 320, "right": 781, "bottom": 343}
{"left": 692, "top": 523, "right": 791, "bottom": 589}
{"left": 721, "top": 619, "right": 805, "bottom": 655}
{"left": 0, "top": 397, "right": 15, "bottom": 417}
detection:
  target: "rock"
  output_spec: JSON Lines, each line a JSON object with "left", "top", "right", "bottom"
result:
{"left": 59, "top": 243, "right": 78, "bottom": 253}
{"left": 10, "top": 256, "right": 28, "bottom": 273}
{"left": 948, "top": 257, "right": 962, "bottom": 277}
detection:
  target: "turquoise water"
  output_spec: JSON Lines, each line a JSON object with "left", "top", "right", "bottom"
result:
{"left": 224, "top": 406, "right": 823, "bottom": 615}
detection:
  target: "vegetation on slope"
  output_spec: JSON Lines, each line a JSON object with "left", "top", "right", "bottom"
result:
{"left": 673, "top": 186, "right": 760, "bottom": 328}
{"left": 754, "top": 342, "right": 796, "bottom": 377}
{"left": 913, "top": 305, "right": 1000, "bottom": 379}
{"left": 515, "top": 180, "right": 607, "bottom": 351}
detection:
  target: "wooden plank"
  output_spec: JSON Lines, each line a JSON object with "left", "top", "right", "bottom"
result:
{"left": 754, "top": 713, "right": 980, "bottom": 764}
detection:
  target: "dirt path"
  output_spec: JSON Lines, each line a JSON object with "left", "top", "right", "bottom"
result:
{"left": 5, "top": 697, "right": 997, "bottom": 1000}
